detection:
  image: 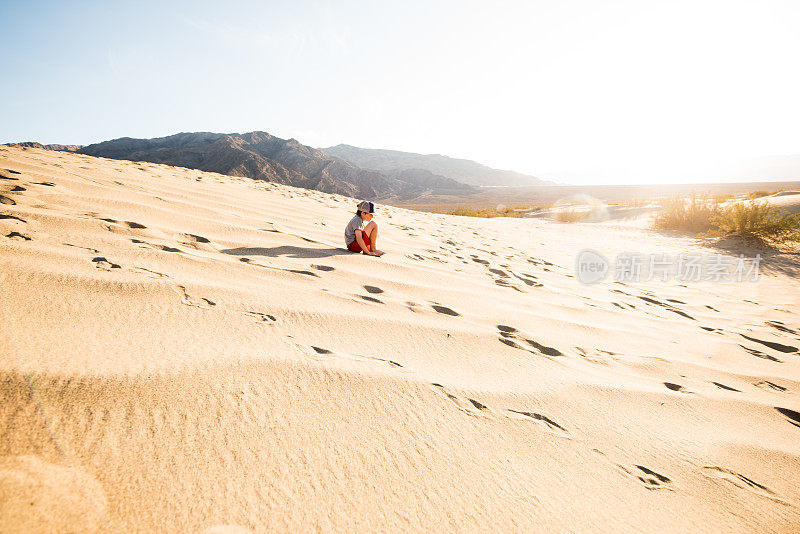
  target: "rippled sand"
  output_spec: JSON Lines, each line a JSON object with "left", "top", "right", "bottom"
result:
{"left": 1, "top": 146, "right": 799, "bottom": 532}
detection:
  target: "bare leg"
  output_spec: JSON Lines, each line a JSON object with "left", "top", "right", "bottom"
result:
{"left": 364, "top": 221, "right": 377, "bottom": 249}
{"left": 364, "top": 221, "right": 384, "bottom": 256}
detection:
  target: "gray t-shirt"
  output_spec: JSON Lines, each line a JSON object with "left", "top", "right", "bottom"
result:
{"left": 344, "top": 215, "right": 365, "bottom": 246}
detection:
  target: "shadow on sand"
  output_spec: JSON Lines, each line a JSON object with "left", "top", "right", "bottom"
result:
{"left": 706, "top": 237, "right": 800, "bottom": 278}
{"left": 222, "top": 246, "right": 353, "bottom": 259}
{"left": 648, "top": 229, "right": 800, "bottom": 278}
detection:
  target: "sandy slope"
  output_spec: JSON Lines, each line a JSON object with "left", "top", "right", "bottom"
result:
{"left": 1, "top": 146, "right": 799, "bottom": 533}
{"left": 754, "top": 190, "right": 800, "bottom": 214}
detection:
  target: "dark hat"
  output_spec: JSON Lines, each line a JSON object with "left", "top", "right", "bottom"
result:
{"left": 357, "top": 200, "right": 374, "bottom": 213}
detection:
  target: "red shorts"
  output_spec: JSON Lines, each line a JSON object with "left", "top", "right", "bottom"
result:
{"left": 348, "top": 231, "right": 371, "bottom": 253}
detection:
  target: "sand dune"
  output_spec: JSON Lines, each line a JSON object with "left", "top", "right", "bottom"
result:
{"left": 1, "top": 145, "right": 800, "bottom": 532}
{"left": 752, "top": 190, "right": 800, "bottom": 214}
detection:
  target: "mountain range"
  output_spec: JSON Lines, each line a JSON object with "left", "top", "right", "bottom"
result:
{"left": 320, "top": 144, "right": 549, "bottom": 187}
{"left": 6, "top": 132, "right": 550, "bottom": 200}
{"left": 72, "top": 132, "right": 480, "bottom": 200}
{"left": 7, "top": 142, "right": 84, "bottom": 152}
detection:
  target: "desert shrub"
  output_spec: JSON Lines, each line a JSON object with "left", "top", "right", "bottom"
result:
{"left": 746, "top": 190, "right": 772, "bottom": 200}
{"left": 450, "top": 206, "right": 527, "bottom": 218}
{"left": 702, "top": 201, "right": 800, "bottom": 244}
{"left": 653, "top": 194, "right": 719, "bottom": 233}
{"left": 450, "top": 207, "right": 490, "bottom": 217}
{"left": 554, "top": 208, "right": 586, "bottom": 223}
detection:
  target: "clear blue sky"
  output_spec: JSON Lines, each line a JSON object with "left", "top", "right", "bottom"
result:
{"left": 2, "top": 0, "right": 800, "bottom": 184}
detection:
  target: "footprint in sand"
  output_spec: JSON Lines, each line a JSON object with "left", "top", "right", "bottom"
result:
{"left": 711, "top": 382, "right": 741, "bottom": 392}
{"left": 738, "top": 344, "right": 781, "bottom": 362}
{"left": 4, "top": 232, "right": 31, "bottom": 241}
{"left": 430, "top": 382, "right": 571, "bottom": 437}
{"left": 700, "top": 326, "right": 724, "bottom": 334}
{"left": 154, "top": 244, "right": 183, "bottom": 253}
{"left": 63, "top": 243, "right": 99, "bottom": 253}
{"left": 775, "top": 407, "right": 800, "bottom": 428}
{"left": 504, "top": 409, "right": 571, "bottom": 438}
{"left": 173, "top": 284, "right": 216, "bottom": 309}
{"left": 663, "top": 382, "right": 693, "bottom": 394}
{"left": 593, "top": 450, "right": 675, "bottom": 491}
{"left": 739, "top": 333, "right": 798, "bottom": 354}
{"left": 306, "top": 344, "right": 404, "bottom": 369}
{"left": 635, "top": 295, "right": 695, "bottom": 320}
{"left": 244, "top": 311, "right": 277, "bottom": 324}
{"left": 91, "top": 256, "right": 121, "bottom": 270}
{"left": 497, "top": 325, "right": 563, "bottom": 357}
{"left": 622, "top": 464, "right": 674, "bottom": 490}
{"left": 573, "top": 346, "right": 618, "bottom": 365}
{"left": 755, "top": 380, "right": 787, "bottom": 392}
{"left": 666, "top": 308, "right": 695, "bottom": 320}
{"left": 287, "top": 269, "right": 318, "bottom": 277}
{"left": 99, "top": 218, "right": 147, "bottom": 230}
{"left": 702, "top": 466, "right": 788, "bottom": 504}
{"left": 512, "top": 272, "right": 543, "bottom": 287}
{"left": 175, "top": 232, "right": 214, "bottom": 250}
{"left": 130, "top": 266, "right": 170, "bottom": 279}
{"left": 311, "top": 264, "right": 335, "bottom": 272}
{"left": 494, "top": 277, "right": 525, "bottom": 292}
{"left": 431, "top": 304, "right": 460, "bottom": 317}
{"left": 405, "top": 301, "right": 421, "bottom": 313}
{"left": 363, "top": 285, "right": 384, "bottom": 294}
{"left": 405, "top": 253, "right": 427, "bottom": 262}
{"left": 764, "top": 320, "right": 799, "bottom": 336}
{"left": 525, "top": 338, "right": 564, "bottom": 357}
{"left": 430, "top": 383, "right": 491, "bottom": 418}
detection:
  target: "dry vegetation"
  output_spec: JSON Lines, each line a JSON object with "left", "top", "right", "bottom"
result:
{"left": 654, "top": 192, "right": 800, "bottom": 246}
{"left": 702, "top": 202, "right": 800, "bottom": 244}
{"left": 554, "top": 208, "right": 587, "bottom": 222}
{"left": 446, "top": 205, "right": 537, "bottom": 218}
{"left": 653, "top": 194, "right": 719, "bottom": 233}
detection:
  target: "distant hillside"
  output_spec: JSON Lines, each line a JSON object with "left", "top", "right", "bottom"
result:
{"left": 5, "top": 142, "right": 84, "bottom": 152}
{"left": 71, "top": 132, "right": 473, "bottom": 200}
{"left": 320, "top": 144, "right": 550, "bottom": 187}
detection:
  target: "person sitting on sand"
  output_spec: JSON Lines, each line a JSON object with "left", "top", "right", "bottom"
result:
{"left": 345, "top": 200, "right": 385, "bottom": 256}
